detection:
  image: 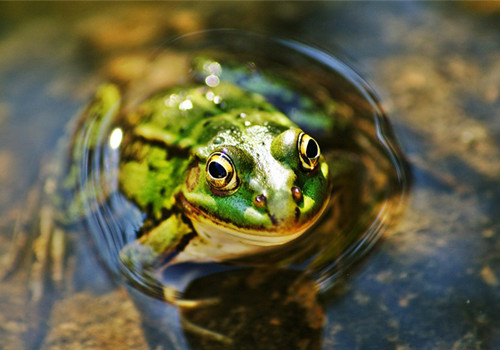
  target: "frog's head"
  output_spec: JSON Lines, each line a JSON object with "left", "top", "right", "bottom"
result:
{"left": 180, "top": 127, "right": 331, "bottom": 247}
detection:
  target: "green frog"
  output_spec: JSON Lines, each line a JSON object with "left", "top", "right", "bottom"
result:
{"left": 104, "top": 80, "right": 330, "bottom": 283}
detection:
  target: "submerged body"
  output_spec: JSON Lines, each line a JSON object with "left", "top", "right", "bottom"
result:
{"left": 74, "top": 82, "right": 331, "bottom": 272}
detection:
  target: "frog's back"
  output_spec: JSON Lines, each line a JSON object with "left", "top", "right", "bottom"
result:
{"left": 125, "top": 82, "right": 295, "bottom": 150}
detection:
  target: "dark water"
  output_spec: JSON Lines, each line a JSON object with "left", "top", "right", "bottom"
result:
{"left": 1, "top": 2, "right": 500, "bottom": 350}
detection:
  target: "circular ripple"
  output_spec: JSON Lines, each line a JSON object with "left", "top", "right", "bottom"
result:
{"left": 73, "top": 30, "right": 408, "bottom": 299}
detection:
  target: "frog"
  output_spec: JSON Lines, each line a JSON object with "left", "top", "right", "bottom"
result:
{"left": 93, "top": 80, "right": 331, "bottom": 297}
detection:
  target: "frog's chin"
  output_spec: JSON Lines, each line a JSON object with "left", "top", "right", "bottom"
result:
{"left": 191, "top": 219, "right": 310, "bottom": 248}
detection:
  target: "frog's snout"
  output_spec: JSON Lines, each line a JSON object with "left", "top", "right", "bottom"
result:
{"left": 253, "top": 187, "right": 303, "bottom": 210}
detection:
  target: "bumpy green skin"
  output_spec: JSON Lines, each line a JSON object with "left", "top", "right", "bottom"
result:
{"left": 82, "top": 81, "right": 330, "bottom": 260}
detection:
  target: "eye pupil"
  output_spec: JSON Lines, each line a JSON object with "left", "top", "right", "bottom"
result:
{"left": 209, "top": 161, "right": 227, "bottom": 179}
{"left": 206, "top": 152, "right": 239, "bottom": 194}
{"left": 306, "top": 140, "right": 318, "bottom": 159}
{"left": 298, "top": 132, "right": 320, "bottom": 171}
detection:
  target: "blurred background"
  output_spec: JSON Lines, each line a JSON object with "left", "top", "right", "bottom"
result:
{"left": 1, "top": 2, "right": 500, "bottom": 349}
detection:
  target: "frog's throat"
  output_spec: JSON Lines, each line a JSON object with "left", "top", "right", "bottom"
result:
{"left": 191, "top": 218, "right": 309, "bottom": 247}
{"left": 178, "top": 193, "right": 328, "bottom": 247}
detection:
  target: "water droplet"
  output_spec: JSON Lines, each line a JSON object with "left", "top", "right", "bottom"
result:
{"left": 204, "top": 61, "right": 222, "bottom": 76}
{"left": 206, "top": 91, "right": 215, "bottom": 101}
{"left": 109, "top": 128, "right": 123, "bottom": 149}
{"left": 213, "top": 137, "right": 224, "bottom": 144}
{"left": 164, "top": 94, "right": 180, "bottom": 107}
{"left": 179, "top": 100, "right": 193, "bottom": 111}
{"left": 205, "top": 74, "right": 220, "bottom": 87}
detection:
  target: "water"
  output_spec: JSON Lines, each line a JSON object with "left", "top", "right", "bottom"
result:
{"left": 1, "top": 2, "right": 499, "bottom": 350}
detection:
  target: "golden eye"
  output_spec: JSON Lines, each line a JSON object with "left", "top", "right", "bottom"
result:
{"left": 298, "top": 133, "right": 320, "bottom": 171}
{"left": 206, "top": 152, "right": 239, "bottom": 191}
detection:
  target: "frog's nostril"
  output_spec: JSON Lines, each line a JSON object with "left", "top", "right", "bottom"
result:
{"left": 254, "top": 194, "right": 267, "bottom": 208}
{"left": 291, "top": 187, "right": 302, "bottom": 202}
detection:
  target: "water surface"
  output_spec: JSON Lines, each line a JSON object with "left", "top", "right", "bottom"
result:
{"left": 1, "top": 2, "right": 500, "bottom": 349}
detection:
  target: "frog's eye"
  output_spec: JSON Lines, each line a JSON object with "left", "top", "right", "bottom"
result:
{"left": 298, "top": 133, "right": 320, "bottom": 171}
{"left": 206, "top": 152, "right": 239, "bottom": 192}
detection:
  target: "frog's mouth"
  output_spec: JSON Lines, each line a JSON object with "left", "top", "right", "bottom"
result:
{"left": 192, "top": 218, "right": 311, "bottom": 247}
{"left": 177, "top": 193, "right": 328, "bottom": 247}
